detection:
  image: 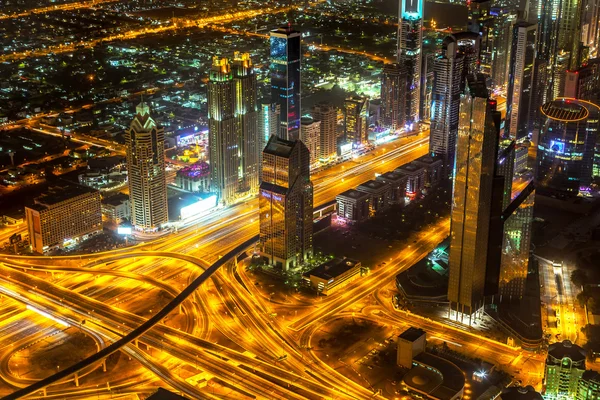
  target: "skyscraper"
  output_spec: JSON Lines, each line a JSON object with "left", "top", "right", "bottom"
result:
{"left": 258, "top": 101, "right": 281, "bottom": 171}
{"left": 125, "top": 100, "right": 168, "bottom": 231}
{"left": 490, "top": 8, "right": 516, "bottom": 89}
{"left": 448, "top": 75, "right": 500, "bottom": 324}
{"left": 300, "top": 117, "right": 320, "bottom": 167}
{"left": 208, "top": 53, "right": 260, "bottom": 205}
{"left": 343, "top": 95, "right": 369, "bottom": 146}
{"left": 259, "top": 136, "right": 313, "bottom": 270}
{"left": 270, "top": 25, "right": 301, "bottom": 141}
{"left": 505, "top": 22, "right": 538, "bottom": 142}
{"left": 380, "top": 63, "right": 406, "bottom": 131}
{"left": 312, "top": 102, "right": 337, "bottom": 163}
{"left": 468, "top": 0, "right": 494, "bottom": 77}
{"left": 536, "top": 98, "right": 599, "bottom": 196}
{"left": 430, "top": 35, "right": 465, "bottom": 171}
{"left": 397, "top": 0, "right": 423, "bottom": 125}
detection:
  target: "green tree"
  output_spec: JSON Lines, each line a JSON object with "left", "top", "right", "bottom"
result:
{"left": 571, "top": 269, "right": 588, "bottom": 288}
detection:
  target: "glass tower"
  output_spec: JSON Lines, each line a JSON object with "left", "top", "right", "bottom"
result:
{"left": 397, "top": 0, "right": 423, "bottom": 125}
{"left": 270, "top": 26, "right": 301, "bottom": 141}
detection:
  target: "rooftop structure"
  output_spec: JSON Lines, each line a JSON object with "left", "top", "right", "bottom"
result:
{"left": 302, "top": 258, "right": 362, "bottom": 295}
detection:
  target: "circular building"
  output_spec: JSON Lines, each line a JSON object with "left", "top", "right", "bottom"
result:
{"left": 536, "top": 98, "right": 600, "bottom": 197}
{"left": 500, "top": 386, "right": 543, "bottom": 399}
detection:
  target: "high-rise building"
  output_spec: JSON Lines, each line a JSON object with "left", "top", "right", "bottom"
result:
{"left": 490, "top": 8, "right": 516, "bottom": 89}
{"left": 564, "top": 58, "right": 600, "bottom": 101}
{"left": 499, "top": 180, "right": 535, "bottom": 300}
{"left": 580, "top": 0, "right": 600, "bottom": 59}
{"left": 536, "top": 98, "right": 599, "bottom": 197}
{"left": 430, "top": 35, "right": 465, "bottom": 171}
{"left": 380, "top": 63, "right": 406, "bottom": 131}
{"left": 543, "top": 340, "right": 587, "bottom": 399}
{"left": 456, "top": 33, "right": 482, "bottom": 86}
{"left": 397, "top": 0, "right": 423, "bottom": 124}
{"left": 26, "top": 184, "right": 102, "bottom": 253}
{"left": 300, "top": 117, "right": 320, "bottom": 167}
{"left": 344, "top": 95, "right": 369, "bottom": 146}
{"left": 421, "top": 53, "right": 435, "bottom": 122}
{"left": 312, "top": 102, "right": 337, "bottom": 163}
{"left": 448, "top": 75, "right": 500, "bottom": 323}
{"left": 208, "top": 53, "right": 260, "bottom": 205}
{"left": 506, "top": 22, "right": 538, "bottom": 142}
{"left": 468, "top": 0, "right": 494, "bottom": 76}
{"left": 125, "top": 101, "right": 168, "bottom": 231}
{"left": 270, "top": 25, "right": 301, "bottom": 141}
{"left": 258, "top": 101, "right": 281, "bottom": 153}
{"left": 259, "top": 136, "right": 313, "bottom": 270}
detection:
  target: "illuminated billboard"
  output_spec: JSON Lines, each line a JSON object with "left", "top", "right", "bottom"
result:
{"left": 180, "top": 195, "right": 217, "bottom": 220}
{"left": 550, "top": 140, "right": 565, "bottom": 153}
{"left": 117, "top": 227, "right": 132, "bottom": 235}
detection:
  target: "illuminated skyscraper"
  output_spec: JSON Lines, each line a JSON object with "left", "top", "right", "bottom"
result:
{"left": 125, "top": 100, "right": 168, "bottom": 231}
{"left": 380, "top": 63, "right": 406, "bottom": 131}
{"left": 468, "top": 0, "right": 494, "bottom": 76}
{"left": 397, "top": 0, "right": 423, "bottom": 125}
{"left": 312, "top": 102, "right": 337, "bottom": 163}
{"left": 270, "top": 25, "right": 301, "bottom": 141}
{"left": 448, "top": 75, "right": 500, "bottom": 324}
{"left": 505, "top": 22, "right": 538, "bottom": 142}
{"left": 499, "top": 180, "right": 535, "bottom": 300}
{"left": 259, "top": 136, "right": 313, "bottom": 270}
{"left": 300, "top": 117, "right": 320, "bottom": 166}
{"left": 430, "top": 35, "right": 465, "bottom": 170}
{"left": 490, "top": 8, "right": 516, "bottom": 89}
{"left": 536, "top": 98, "right": 599, "bottom": 196}
{"left": 208, "top": 53, "right": 260, "bottom": 205}
{"left": 258, "top": 101, "right": 280, "bottom": 170}
{"left": 343, "top": 95, "right": 369, "bottom": 146}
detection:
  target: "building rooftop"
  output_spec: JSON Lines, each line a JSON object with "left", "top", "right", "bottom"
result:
{"left": 32, "top": 184, "right": 98, "bottom": 209}
{"left": 337, "top": 189, "right": 370, "bottom": 200}
{"left": 148, "top": 388, "right": 187, "bottom": 400}
{"left": 582, "top": 370, "right": 600, "bottom": 383}
{"left": 303, "top": 257, "right": 360, "bottom": 281}
{"left": 398, "top": 327, "right": 426, "bottom": 342}
{"left": 377, "top": 171, "right": 407, "bottom": 182}
{"left": 263, "top": 135, "right": 295, "bottom": 158}
{"left": 412, "top": 352, "right": 465, "bottom": 399}
{"left": 541, "top": 99, "right": 590, "bottom": 121}
{"left": 547, "top": 340, "right": 586, "bottom": 363}
{"left": 414, "top": 154, "right": 443, "bottom": 166}
{"left": 101, "top": 193, "right": 130, "bottom": 207}
{"left": 270, "top": 25, "right": 300, "bottom": 36}
{"left": 357, "top": 180, "right": 388, "bottom": 191}
{"left": 396, "top": 163, "right": 425, "bottom": 174}
{"left": 499, "top": 386, "right": 543, "bottom": 400}
{"left": 177, "top": 162, "right": 210, "bottom": 178}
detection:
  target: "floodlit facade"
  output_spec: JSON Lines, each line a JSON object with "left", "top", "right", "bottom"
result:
{"left": 344, "top": 95, "right": 369, "bottom": 146}
{"left": 544, "top": 340, "right": 587, "bottom": 399}
{"left": 448, "top": 75, "right": 500, "bottom": 323}
{"left": 536, "top": 98, "right": 599, "bottom": 197}
{"left": 259, "top": 136, "right": 313, "bottom": 270}
{"left": 26, "top": 184, "right": 102, "bottom": 253}
{"left": 258, "top": 101, "right": 280, "bottom": 153}
{"left": 300, "top": 117, "right": 321, "bottom": 167}
{"left": 312, "top": 102, "right": 338, "bottom": 163}
{"left": 125, "top": 101, "right": 168, "bottom": 231}
{"left": 270, "top": 26, "right": 301, "bottom": 140}
{"left": 397, "top": 0, "right": 423, "bottom": 124}
{"left": 208, "top": 53, "right": 260, "bottom": 205}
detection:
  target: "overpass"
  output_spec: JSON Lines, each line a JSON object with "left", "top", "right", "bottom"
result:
{"left": 313, "top": 199, "right": 337, "bottom": 220}
{"left": 2, "top": 235, "right": 259, "bottom": 400}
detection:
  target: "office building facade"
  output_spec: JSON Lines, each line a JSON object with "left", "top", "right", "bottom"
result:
{"left": 208, "top": 53, "right": 260, "bottom": 205}
{"left": 270, "top": 26, "right": 301, "bottom": 140}
{"left": 430, "top": 35, "right": 465, "bottom": 170}
{"left": 312, "top": 102, "right": 338, "bottom": 163}
{"left": 380, "top": 63, "right": 406, "bottom": 131}
{"left": 258, "top": 101, "right": 280, "bottom": 152}
{"left": 536, "top": 98, "right": 599, "bottom": 197}
{"left": 26, "top": 184, "right": 102, "bottom": 253}
{"left": 544, "top": 340, "right": 587, "bottom": 399}
{"left": 397, "top": 0, "right": 423, "bottom": 125}
{"left": 300, "top": 117, "right": 321, "bottom": 167}
{"left": 125, "top": 101, "right": 169, "bottom": 231}
{"left": 259, "top": 136, "right": 313, "bottom": 270}
{"left": 505, "top": 22, "right": 538, "bottom": 142}
{"left": 448, "top": 75, "right": 500, "bottom": 323}
{"left": 344, "top": 95, "right": 369, "bottom": 146}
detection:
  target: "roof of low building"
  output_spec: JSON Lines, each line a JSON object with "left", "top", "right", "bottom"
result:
{"left": 303, "top": 257, "right": 361, "bottom": 281}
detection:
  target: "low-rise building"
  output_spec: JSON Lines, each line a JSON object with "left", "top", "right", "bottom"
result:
{"left": 397, "top": 327, "right": 426, "bottom": 368}
{"left": 414, "top": 155, "right": 444, "bottom": 188}
{"left": 395, "top": 163, "right": 427, "bottom": 195}
{"left": 336, "top": 189, "right": 370, "bottom": 223}
{"left": 356, "top": 179, "right": 391, "bottom": 213}
{"left": 577, "top": 370, "right": 600, "bottom": 400}
{"left": 101, "top": 193, "right": 131, "bottom": 224}
{"left": 175, "top": 162, "right": 210, "bottom": 193}
{"left": 302, "top": 257, "right": 362, "bottom": 295}
{"left": 499, "top": 386, "right": 543, "bottom": 399}
{"left": 25, "top": 184, "right": 102, "bottom": 254}
{"left": 543, "top": 340, "right": 587, "bottom": 399}
{"left": 376, "top": 171, "right": 408, "bottom": 205}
